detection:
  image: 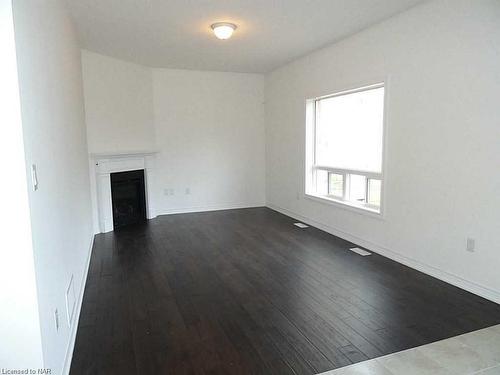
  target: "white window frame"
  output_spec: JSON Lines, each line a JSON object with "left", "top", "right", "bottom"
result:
{"left": 305, "top": 82, "right": 387, "bottom": 217}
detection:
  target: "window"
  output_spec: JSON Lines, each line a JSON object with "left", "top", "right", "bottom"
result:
{"left": 305, "top": 83, "right": 385, "bottom": 214}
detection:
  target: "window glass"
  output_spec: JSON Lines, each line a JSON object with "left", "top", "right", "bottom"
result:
{"left": 328, "top": 173, "right": 343, "bottom": 197}
{"left": 348, "top": 174, "right": 367, "bottom": 203}
{"left": 306, "top": 84, "right": 385, "bottom": 214}
{"left": 315, "top": 87, "right": 384, "bottom": 173}
{"left": 368, "top": 179, "right": 382, "bottom": 207}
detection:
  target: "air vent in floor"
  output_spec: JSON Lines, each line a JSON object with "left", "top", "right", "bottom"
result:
{"left": 294, "top": 222, "right": 309, "bottom": 228}
{"left": 350, "top": 247, "right": 372, "bottom": 256}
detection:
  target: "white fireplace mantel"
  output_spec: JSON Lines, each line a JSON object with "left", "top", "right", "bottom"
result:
{"left": 91, "top": 151, "right": 158, "bottom": 233}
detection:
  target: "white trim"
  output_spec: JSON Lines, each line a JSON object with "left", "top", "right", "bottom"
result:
{"left": 304, "top": 193, "right": 384, "bottom": 219}
{"left": 65, "top": 275, "right": 76, "bottom": 326}
{"left": 93, "top": 152, "right": 158, "bottom": 233}
{"left": 158, "top": 202, "right": 265, "bottom": 216}
{"left": 89, "top": 150, "right": 158, "bottom": 159}
{"left": 313, "top": 82, "right": 385, "bottom": 101}
{"left": 305, "top": 80, "right": 389, "bottom": 217}
{"left": 267, "top": 203, "right": 500, "bottom": 304}
{"left": 314, "top": 165, "right": 382, "bottom": 180}
{"left": 379, "top": 76, "right": 391, "bottom": 219}
{"left": 61, "top": 235, "right": 95, "bottom": 375}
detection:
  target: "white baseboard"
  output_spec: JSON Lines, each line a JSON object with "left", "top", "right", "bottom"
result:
{"left": 157, "top": 202, "right": 265, "bottom": 216}
{"left": 96, "top": 203, "right": 264, "bottom": 233}
{"left": 267, "top": 203, "right": 500, "bottom": 304}
{"left": 61, "top": 234, "right": 95, "bottom": 375}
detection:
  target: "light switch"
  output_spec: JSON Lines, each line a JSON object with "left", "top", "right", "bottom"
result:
{"left": 466, "top": 238, "right": 475, "bottom": 252}
{"left": 31, "top": 164, "right": 38, "bottom": 191}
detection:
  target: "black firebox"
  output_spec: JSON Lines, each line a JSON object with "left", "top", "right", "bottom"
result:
{"left": 110, "top": 169, "right": 147, "bottom": 229}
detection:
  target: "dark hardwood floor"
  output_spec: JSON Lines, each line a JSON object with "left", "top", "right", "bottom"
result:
{"left": 70, "top": 207, "right": 500, "bottom": 375}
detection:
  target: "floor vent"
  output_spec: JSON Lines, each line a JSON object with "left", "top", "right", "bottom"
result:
{"left": 294, "top": 222, "right": 309, "bottom": 228}
{"left": 350, "top": 247, "right": 372, "bottom": 256}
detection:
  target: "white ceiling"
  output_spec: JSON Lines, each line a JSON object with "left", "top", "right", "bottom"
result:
{"left": 66, "top": 0, "right": 425, "bottom": 73}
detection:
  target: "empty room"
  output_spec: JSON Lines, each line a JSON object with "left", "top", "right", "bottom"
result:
{"left": 2, "top": 0, "right": 500, "bottom": 374}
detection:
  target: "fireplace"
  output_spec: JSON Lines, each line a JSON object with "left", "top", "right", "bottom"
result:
{"left": 92, "top": 151, "right": 157, "bottom": 233}
{"left": 110, "top": 169, "right": 146, "bottom": 228}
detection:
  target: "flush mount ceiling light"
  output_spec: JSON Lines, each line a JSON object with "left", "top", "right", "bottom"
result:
{"left": 211, "top": 22, "right": 237, "bottom": 40}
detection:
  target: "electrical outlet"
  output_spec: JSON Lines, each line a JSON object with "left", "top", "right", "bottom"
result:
{"left": 164, "top": 188, "right": 175, "bottom": 196}
{"left": 466, "top": 238, "right": 475, "bottom": 252}
{"left": 54, "top": 309, "right": 60, "bottom": 331}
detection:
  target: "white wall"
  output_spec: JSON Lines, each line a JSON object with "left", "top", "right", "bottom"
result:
{"left": 81, "top": 54, "right": 266, "bottom": 220}
{"left": 81, "top": 50, "right": 156, "bottom": 232}
{"left": 13, "top": 0, "right": 94, "bottom": 373}
{"left": 152, "top": 69, "right": 266, "bottom": 213}
{"left": 265, "top": 0, "right": 500, "bottom": 302}
{"left": 81, "top": 50, "right": 156, "bottom": 154}
{"left": 0, "top": 0, "right": 43, "bottom": 368}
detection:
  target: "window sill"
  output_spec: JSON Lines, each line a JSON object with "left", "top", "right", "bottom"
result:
{"left": 304, "top": 193, "right": 385, "bottom": 220}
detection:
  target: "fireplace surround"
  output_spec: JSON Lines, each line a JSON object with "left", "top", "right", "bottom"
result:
{"left": 91, "top": 151, "right": 157, "bottom": 233}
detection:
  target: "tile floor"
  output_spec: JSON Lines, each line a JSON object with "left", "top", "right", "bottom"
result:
{"left": 319, "top": 324, "right": 500, "bottom": 375}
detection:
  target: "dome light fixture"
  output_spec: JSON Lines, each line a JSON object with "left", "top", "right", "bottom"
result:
{"left": 211, "top": 22, "right": 237, "bottom": 40}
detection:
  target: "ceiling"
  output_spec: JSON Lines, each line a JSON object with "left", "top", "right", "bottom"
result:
{"left": 66, "top": 0, "right": 425, "bottom": 73}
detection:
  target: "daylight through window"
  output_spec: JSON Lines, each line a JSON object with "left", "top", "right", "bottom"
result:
{"left": 306, "top": 83, "right": 385, "bottom": 213}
